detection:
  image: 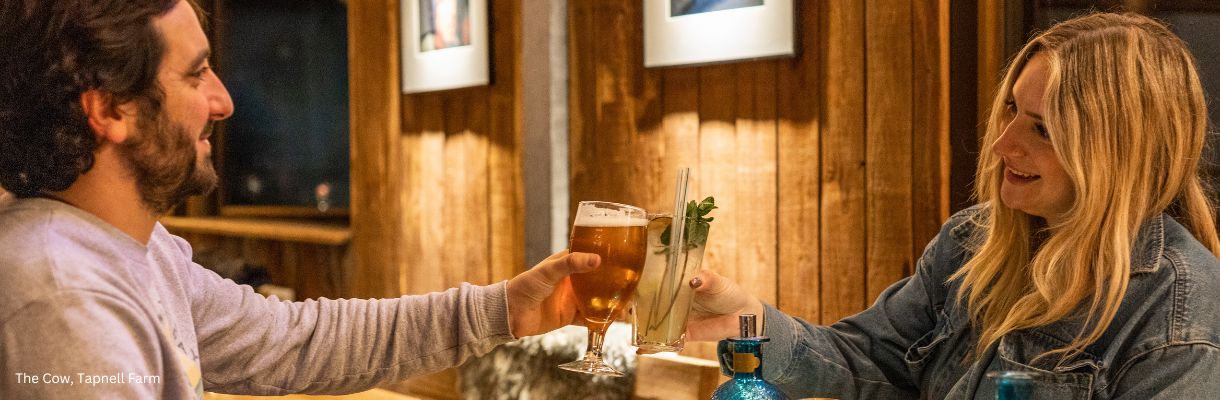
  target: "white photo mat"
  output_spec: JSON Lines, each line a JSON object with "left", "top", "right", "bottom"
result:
{"left": 400, "top": 0, "right": 490, "bottom": 93}
{"left": 644, "top": 0, "right": 795, "bottom": 68}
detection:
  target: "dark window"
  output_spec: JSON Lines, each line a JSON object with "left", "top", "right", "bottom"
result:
{"left": 219, "top": 0, "right": 350, "bottom": 212}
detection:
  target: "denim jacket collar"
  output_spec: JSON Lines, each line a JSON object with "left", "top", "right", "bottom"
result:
{"left": 1129, "top": 213, "right": 1165, "bottom": 274}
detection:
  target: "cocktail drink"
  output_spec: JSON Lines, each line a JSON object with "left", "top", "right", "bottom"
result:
{"left": 632, "top": 213, "right": 709, "bottom": 352}
{"left": 559, "top": 201, "right": 648, "bottom": 376}
{"left": 633, "top": 196, "right": 714, "bottom": 353}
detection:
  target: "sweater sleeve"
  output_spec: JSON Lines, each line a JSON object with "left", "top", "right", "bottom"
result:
{"left": 186, "top": 262, "right": 514, "bottom": 395}
{"left": 1, "top": 291, "right": 164, "bottom": 399}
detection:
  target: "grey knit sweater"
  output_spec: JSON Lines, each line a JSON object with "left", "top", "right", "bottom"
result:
{"left": 0, "top": 198, "right": 513, "bottom": 399}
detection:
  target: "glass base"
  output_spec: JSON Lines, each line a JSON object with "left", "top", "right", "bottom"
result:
{"left": 558, "top": 358, "right": 625, "bottom": 377}
{"left": 635, "top": 343, "right": 683, "bottom": 354}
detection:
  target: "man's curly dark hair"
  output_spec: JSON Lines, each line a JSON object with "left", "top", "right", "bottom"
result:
{"left": 0, "top": 0, "right": 178, "bottom": 197}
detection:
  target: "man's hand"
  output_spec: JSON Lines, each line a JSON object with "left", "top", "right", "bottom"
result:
{"left": 686, "top": 269, "right": 765, "bottom": 341}
{"left": 505, "top": 250, "right": 600, "bottom": 338}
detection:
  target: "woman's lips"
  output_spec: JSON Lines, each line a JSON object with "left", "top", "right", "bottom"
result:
{"left": 1005, "top": 167, "right": 1040, "bottom": 183}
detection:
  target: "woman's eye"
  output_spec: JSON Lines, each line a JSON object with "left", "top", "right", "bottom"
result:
{"left": 1034, "top": 122, "right": 1049, "bottom": 138}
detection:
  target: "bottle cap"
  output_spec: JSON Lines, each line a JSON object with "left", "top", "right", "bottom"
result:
{"left": 739, "top": 314, "right": 757, "bottom": 338}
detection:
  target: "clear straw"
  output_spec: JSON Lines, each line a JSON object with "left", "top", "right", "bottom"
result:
{"left": 665, "top": 168, "right": 689, "bottom": 291}
{"left": 642, "top": 167, "right": 691, "bottom": 336}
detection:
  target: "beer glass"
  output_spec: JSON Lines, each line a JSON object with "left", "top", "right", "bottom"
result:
{"left": 632, "top": 213, "right": 709, "bottom": 352}
{"left": 559, "top": 201, "right": 649, "bottom": 376}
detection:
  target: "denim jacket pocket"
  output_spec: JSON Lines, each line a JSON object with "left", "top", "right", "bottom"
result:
{"left": 992, "top": 334, "right": 1096, "bottom": 400}
{"left": 991, "top": 354, "right": 1094, "bottom": 400}
{"left": 905, "top": 308, "right": 954, "bottom": 371}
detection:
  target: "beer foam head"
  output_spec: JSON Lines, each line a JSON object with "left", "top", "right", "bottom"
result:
{"left": 574, "top": 214, "right": 649, "bottom": 227}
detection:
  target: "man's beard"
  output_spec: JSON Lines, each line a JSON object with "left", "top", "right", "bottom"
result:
{"left": 118, "top": 107, "right": 217, "bottom": 215}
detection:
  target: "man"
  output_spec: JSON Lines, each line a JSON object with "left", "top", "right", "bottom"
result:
{"left": 0, "top": 0, "right": 598, "bottom": 398}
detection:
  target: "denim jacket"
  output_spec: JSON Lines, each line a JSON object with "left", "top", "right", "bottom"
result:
{"left": 757, "top": 204, "right": 1220, "bottom": 399}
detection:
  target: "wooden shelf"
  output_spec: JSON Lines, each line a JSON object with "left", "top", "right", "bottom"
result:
{"left": 160, "top": 216, "right": 351, "bottom": 246}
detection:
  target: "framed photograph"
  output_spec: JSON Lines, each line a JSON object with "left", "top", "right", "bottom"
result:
{"left": 644, "top": 0, "right": 795, "bottom": 68}
{"left": 401, "top": 0, "right": 489, "bottom": 93}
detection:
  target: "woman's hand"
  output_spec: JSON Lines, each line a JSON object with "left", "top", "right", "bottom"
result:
{"left": 505, "top": 250, "right": 600, "bottom": 338}
{"left": 686, "top": 269, "right": 766, "bottom": 341}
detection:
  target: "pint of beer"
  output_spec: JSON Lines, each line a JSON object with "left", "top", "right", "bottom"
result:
{"left": 560, "top": 201, "right": 648, "bottom": 376}
{"left": 568, "top": 201, "right": 649, "bottom": 329}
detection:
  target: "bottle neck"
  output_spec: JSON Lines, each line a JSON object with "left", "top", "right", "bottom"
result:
{"left": 730, "top": 339, "right": 766, "bottom": 380}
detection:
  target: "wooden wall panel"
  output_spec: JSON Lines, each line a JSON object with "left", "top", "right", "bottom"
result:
{"left": 350, "top": 0, "right": 525, "bottom": 298}
{"left": 348, "top": 0, "right": 404, "bottom": 299}
{"left": 487, "top": 0, "right": 525, "bottom": 284}
{"left": 172, "top": 232, "right": 350, "bottom": 300}
{"left": 865, "top": 0, "right": 915, "bottom": 302}
{"left": 697, "top": 63, "right": 743, "bottom": 304}
{"left": 409, "top": 94, "right": 448, "bottom": 293}
{"left": 777, "top": 0, "right": 823, "bottom": 324}
{"left": 819, "top": 0, "right": 869, "bottom": 324}
{"left": 350, "top": 0, "right": 524, "bottom": 397}
{"left": 570, "top": 0, "right": 951, "bottom": 338}
{"left": 733, "top": 61, "right": 778, "bottom": 306}
{"left": 913, "top": 0, "right": 952, "bottom": 256}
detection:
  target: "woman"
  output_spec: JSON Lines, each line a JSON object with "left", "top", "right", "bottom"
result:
{"left": 687, "top": 12, "right": 1220, "bottom": 399}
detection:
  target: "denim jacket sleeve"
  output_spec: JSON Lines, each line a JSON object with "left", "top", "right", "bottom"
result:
{"left": 758, "top": 214, "right": 969, "bottom": 399}
{"left": 1109, "top": 344, "right": 1220, "bottom": 399}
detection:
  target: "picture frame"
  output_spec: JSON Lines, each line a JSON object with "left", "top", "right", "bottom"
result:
{"left": 400, "top": 0, "right": 489, "bottom": 93}
{"left": 644, "top": 0, "right": 795, "bottom": 68}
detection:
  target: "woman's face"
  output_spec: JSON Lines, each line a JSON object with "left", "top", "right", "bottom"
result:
{"left": 992, "top": 53, "right": 1075, "bottom": 223}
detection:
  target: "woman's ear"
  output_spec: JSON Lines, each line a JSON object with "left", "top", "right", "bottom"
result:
{"left": 79, "top": 90, "right": 138, "bottom": 144}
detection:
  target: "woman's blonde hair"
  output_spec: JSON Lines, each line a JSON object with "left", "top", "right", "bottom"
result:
{"left": 953, "top": 12, "right": 1220, "bottom": 364}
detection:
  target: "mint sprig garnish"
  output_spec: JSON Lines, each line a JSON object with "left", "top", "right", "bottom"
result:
{"left": 660, "top": 196, "right": 716, "bottom": 250}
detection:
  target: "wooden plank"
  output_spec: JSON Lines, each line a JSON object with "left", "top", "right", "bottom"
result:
{"left": 592, "top": 1, "right": 640, "bottom": 208}
{"left": 777, "top": 0, "right": 822, "bottom": 324}
{"left": 384, "top": 368, "right": 460, "bottom": 400}
{"left": 912, "top": 0, "right": 952, "bottom": 256}
{"left": 697, "top": 62, "right": 740, "bottom": 311}
{"left": 488, "top": 0, "right": 524, "bottom": 282}
{"left": 820, "top": 0, "right": 868, "bottom": 324}
{"left": 411, "top": 94, "right": 447, "bottom": 294}
{"left": 977, "top": 0, "right": 1006, "bottom": 140}
{"left": 347, "top": 0, "right": 403, "bottom": 299}
{"left": 632, "top": 353, "right": 725, "bottom": 400}
{"left": 297, "top": 244, "right": 327, "bottom": 300}
{"left": 865, "top": 0, "right": 915, "bottom": 301}
{"left": 734, "top": 60, "right": 779, "bottom": 305}
{"left": 660, "top": 68, "right": 702, "bottom": 210}
{"left": 398, "top": 87, "right": 424, "bottom": 295}
{"left": 160, "top": 216, "right": 351, "bottom": 245}
{"left": 465, "top": 91, "right": 491, "bottom": 285}
{"left": 623, "top": 0, "right": 667, "bottom": 214}
{"left": 204, "top": 388, "right": 423, "bottom": 400}
{"left": 442, "top": 90, "right": 492, "bottom": 286}
{"left": 442, "top": 93, "right": 471, "bottom": 289}
{"left": 702, "top": 61, "right": 736, "bottom": 284}
{"left": 567, "top": 0, "right": 600, "bottom": 213}
{"left": 948, "top": 0, "right": 981, "bottom": 212}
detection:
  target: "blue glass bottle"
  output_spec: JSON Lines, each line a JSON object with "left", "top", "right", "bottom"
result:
{"left": 988, "top": 371, "right": 1035, "bottom": 400}
{"left": 711, "top": 314, "right": 790, "bottom": 400}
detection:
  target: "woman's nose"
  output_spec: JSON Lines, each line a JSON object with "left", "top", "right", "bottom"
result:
{"left": 991, "top": 123, "right": 1025, "bottom": 158}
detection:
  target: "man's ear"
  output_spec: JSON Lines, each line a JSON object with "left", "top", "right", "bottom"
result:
{"left": 79, "top": 90, "right": 138, "bottom": 144}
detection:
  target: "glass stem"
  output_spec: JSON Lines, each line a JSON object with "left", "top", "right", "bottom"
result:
{"left": 584, "top": 327, "right": 608, "bottom": 361}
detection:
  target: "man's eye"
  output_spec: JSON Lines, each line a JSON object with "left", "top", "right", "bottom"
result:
{"left": 190, "top": 66, "right": 211, "bottom": 79}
